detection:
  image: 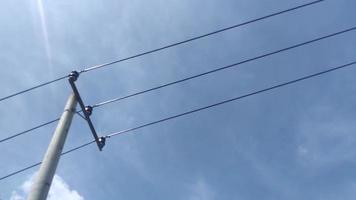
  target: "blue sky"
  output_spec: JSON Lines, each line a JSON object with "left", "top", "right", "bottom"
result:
{"left": 1, "top": 0, "right": 356, "bottom": 199}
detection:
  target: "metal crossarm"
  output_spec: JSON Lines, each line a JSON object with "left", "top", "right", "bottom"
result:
{"left": 68, "top": 71, "right": 105, "bottom": 151}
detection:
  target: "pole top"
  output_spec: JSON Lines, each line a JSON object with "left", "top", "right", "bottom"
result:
{"left": 68, "top": 71, "right": 80, "bottom": 82}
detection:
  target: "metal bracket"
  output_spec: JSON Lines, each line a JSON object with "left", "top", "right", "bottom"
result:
{"left": 68, "top": 71, "right": 105, "bottom": 151}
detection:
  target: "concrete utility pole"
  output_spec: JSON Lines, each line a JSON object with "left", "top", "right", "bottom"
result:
{"left": 27, "top": 71, "right": 105, "bottom": 200}
{"left": 27, "top": 93, "right": 77, "bottom": 200}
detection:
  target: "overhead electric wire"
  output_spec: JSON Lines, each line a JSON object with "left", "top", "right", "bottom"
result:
{"left": 0, "top": 75, "right": 68, "bottom": 103}
{"left": 0, "top": 140, "right": 95, "bottom": 181}
{"left": 0, "top": 0, "right": 323, "bottom": 104}
{"left": 2, "top": 60, "right": 356, "bottom": 181}
{"left": 0, "top": 118, "right": 60, "bottom": 143}
{"left": 0, "top": 110, "right": 87, "bottom": 143}
{"left": 80, "top": 0, "right": 324, "bottom": 73}
{"left": 2, "top": 25, "right": 355, "bottom": 144}
{"left": 92, "top": 26, "right": 356, "bottom": 108}
{"left": 104, "top": 61, "right": 356, "bottom": 137}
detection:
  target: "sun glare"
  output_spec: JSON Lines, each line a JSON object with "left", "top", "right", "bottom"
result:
{"left": 36, "top": 0, "right": 52, "bottom": 65}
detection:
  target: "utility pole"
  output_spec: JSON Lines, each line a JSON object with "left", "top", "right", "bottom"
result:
{"left": 27, "top": 92, "right": 77, "bottom": 200}
{"left": 27, "top": 72, "right": 105, "bottom": 200}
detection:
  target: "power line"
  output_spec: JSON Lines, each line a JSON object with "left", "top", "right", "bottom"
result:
{"left": 0, "top": 141, "right": 95, "bottom": 181}
{"left": 0, "top": 75, "right": 67, "bottom": 103}
{"left": 104, "top": 61, "right": 356, "bottom": 137}
{"left": 2, "top": 25, "right": 355, "bottom": 144}
{"left": 2, "top": 60, "right": 355, "bottom": 181}
{"left": 92, "top": 26, "right": 356, "bottom": 108}
{"left": 0, "top": 118, "right": 60, "bottom": 143}
{"left": 0, "top": 0, "right": 323, "bottom": 104}
{"left": 0, "top": 111, "right": 88, "bottom": 144}
{"left": 0, "top": 162, "right": 42, "bottom": 181}
{"left": 0, "top": 110, "right": 89, "bottom": 144}
{"left": 80, "top": 0, "right": 324, "bottom": 73}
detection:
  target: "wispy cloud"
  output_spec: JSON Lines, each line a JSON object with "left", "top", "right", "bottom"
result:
{"left": 296, "top": 104, "right": 356, "bottom": 168}
{"left": 10, "top": 173, "right": 83, "bottom": 200}
{"left": 187, "top": 178, "right": 215, "bottom": 200}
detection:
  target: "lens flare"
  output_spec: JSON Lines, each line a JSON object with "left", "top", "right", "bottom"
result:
{"left": 37, "top": 0, "right": 52, "bottom": 65}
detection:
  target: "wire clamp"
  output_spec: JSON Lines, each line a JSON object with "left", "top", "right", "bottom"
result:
{"left": 68, "top": 71, "right": 79, "bottom": 82}
{"left": 98, "top": 137, "right": 106, "bottom": 150}
{"left": 85, "top": 106, "right": 93, "bottom": 116}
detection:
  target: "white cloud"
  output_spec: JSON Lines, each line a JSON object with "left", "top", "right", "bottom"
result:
{"left": 10, "top": 174, "right": 83, "bottom": 200}
{"left": 8, "top": 192, "right": 23, "bottom": 200}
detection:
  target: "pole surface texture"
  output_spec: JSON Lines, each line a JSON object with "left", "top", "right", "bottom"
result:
{"left": 28, "top": 93, "right": 77, "bottom": 200}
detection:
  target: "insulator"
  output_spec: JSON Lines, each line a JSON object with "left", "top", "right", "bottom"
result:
{"left": 84, "top": 106, "right": 93, "bottom": 116}
{"left": 68, "top": 71, "right": 79, "bottom": 82}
